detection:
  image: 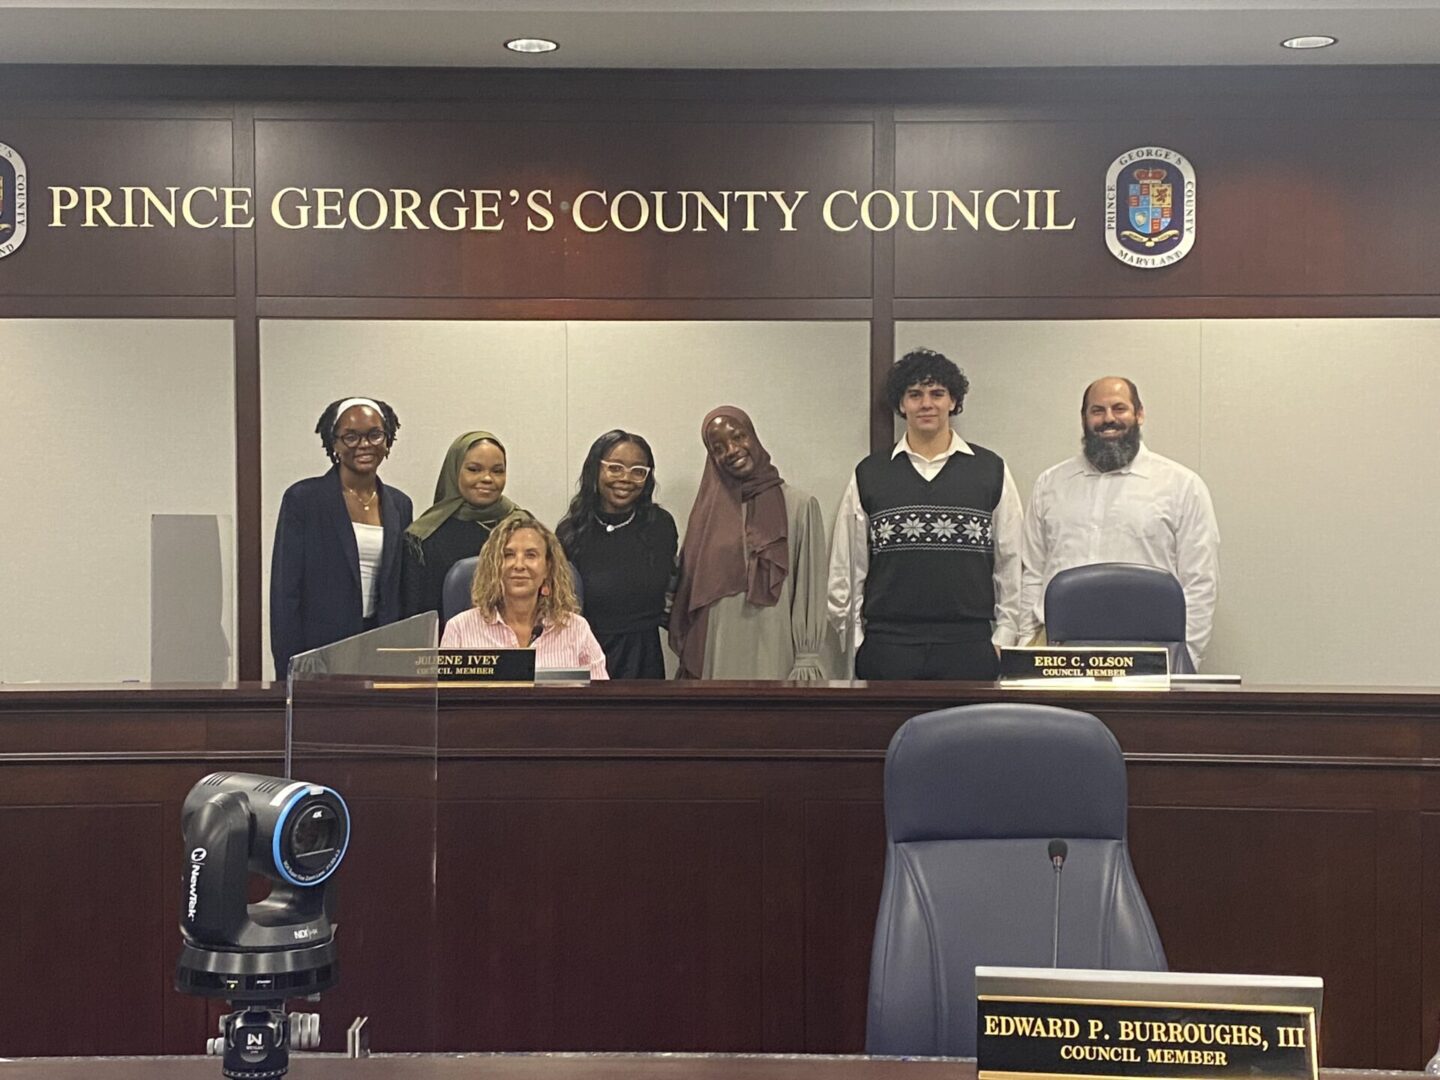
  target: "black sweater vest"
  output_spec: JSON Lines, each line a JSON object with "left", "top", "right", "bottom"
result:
{"left": 856, "top": 444, "right": 1004, "bottom": 637}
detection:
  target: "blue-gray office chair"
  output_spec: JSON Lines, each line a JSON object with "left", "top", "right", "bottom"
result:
{"left": 1044, "top": 562, "right": 1195, "bottom": 674}
{"left": 441, "top": 555, "right": 584, "bottom": 624}
{"left": 865, "top": 703, "right": 1166, "bottom": 1058}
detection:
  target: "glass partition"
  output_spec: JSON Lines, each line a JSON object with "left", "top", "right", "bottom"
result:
{"left": 285, "top": 612, "right": 438, "bottom": 1053}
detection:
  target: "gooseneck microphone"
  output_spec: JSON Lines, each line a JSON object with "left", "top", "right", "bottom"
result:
{"left": 1047, "top": 839, "right": 1068, "bottom": 968}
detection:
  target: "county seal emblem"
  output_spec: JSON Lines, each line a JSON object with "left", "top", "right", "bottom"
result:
{"left": 0, "top": 141, "right": 28, "bottom": 259}
{"left": 1104, "top": 146, "right": 1195, "bottom": 269}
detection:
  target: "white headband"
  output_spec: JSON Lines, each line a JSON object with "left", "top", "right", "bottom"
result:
{"left": 334, "top": 397, "right": 383, "bottom": 425}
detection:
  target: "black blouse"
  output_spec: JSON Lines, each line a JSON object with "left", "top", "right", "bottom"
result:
{"left": 566, "top": 507, "right": 678, "bottom": 678}
{"left": 401, "top": 516, "right": 497, "bottom": 626}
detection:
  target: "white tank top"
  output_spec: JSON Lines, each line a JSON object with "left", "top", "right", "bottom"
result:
{"left": 353, "top": 522, "right": 384, "bottom": 618}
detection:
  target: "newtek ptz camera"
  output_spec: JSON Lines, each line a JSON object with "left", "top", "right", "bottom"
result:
{"left": 175, "top": 772, "right": 349, "bottom": 1079}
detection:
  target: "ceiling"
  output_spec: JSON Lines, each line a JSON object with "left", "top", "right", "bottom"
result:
{"left": 0, "top": 0, "right": 1437, "bottom": 68}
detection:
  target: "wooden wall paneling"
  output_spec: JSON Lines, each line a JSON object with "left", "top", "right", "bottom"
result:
{"left": 252, "top": 119, "right": 875, "bottom": 302}
{"left": 0, "top": 754, "right": 283, "bottom": 1057}
{"left": 1374, "top": 804, "right": 1426, "bottom": 1070}
{"left": 1420, "top": 812, "right": 1440, "bottom": 1069}
{"left": 801, "top": 797, "right": 886, "bottom": 1053}
{"left": 233, "top": 104, "right": 262, "bottom": 681}
{"left": 891, "top": 295, "right": 1440, "bottom": 321}
{"left": 891, "top": 117, "right": 1440, "bottom": 306}
{"left": 1099, "top": 698, "right": 1429, "bottom": 763}
{"left": 869, "top": 107, "right": 896, "bottom": 452}
{"left": 0, "top": 802, "right": 167, "bottom": 1056}
{"left": 760, "top": 792, "right": 807, "bottom": 1052}
{"left": 0, "top": 118, "right": 236, "bottom": 297}
{"left": 0, "top": 297, "right": 235, "bottom": 317}
{"left": 436, "top": 783, "right": 768, "bottom": 1051}
{"left": 8, "top": 63, "right": 1440, "bottom": 116}
{"left": 253, "top": 297, "right": 874, "bottom": 321}
{"left": 1128, "top": 802, "right": 1382, "bottom": 1066}
{"left": 8, "top": 684, "right": 1440, "bottom": 1065}
{"left": 0, "top": 686, "right": 283, "bottom": 761}
{"left": 1415, "top": 759, "right": 1440, "bottom": 1068}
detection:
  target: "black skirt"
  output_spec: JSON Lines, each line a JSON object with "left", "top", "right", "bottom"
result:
{"left": 594, "top": 626, "right": 666, "bottom": 679}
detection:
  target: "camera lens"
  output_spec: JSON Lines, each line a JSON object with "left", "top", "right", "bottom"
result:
{"left": 287, "top": 800, "right": 341, "bottom": 874}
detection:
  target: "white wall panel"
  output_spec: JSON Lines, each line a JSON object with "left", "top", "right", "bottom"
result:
{"left": 1199, "top": 319, "right": 1440, "bottom": 684}
{"left": 565, "top": 321, "right": 870, "bottom": 541}
{"left": 0, "top": 320, "right": 235, "bottom": 683}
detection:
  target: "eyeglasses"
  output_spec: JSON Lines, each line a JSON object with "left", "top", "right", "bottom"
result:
{"left": 336, "top": 428, "right": 387, "bottom": 449}
{"left": 600, "top": 460, "right": 652, "bottom": 482}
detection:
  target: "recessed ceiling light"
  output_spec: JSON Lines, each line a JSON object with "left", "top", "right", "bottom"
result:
{"left": 505, "top": 37, "right": 559, "bottom": 54}
{"left": 1281, "top": 35, "right": 1337, "bottom": 50}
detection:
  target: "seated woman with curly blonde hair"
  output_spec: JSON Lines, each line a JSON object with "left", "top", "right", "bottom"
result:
{"left": 440, "top": 511, "right": 609, "bottom": 679}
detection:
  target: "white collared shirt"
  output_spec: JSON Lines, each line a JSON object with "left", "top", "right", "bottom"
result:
{"left": 826, "top": 430, "right": 1025, "bottom": 668}
{"left": 1017, "top": 443, "right": 1219, "bottom": 668}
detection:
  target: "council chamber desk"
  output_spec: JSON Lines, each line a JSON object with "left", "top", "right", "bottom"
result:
{"left": 0, "top": 1055, "right": 1416, "bottom": 1080}
{"left": 2, "top": 681, "right": 1439, "bottom": 1068}
{"left": 0, "top": 1056, "right": 1417, "bottom": 1080}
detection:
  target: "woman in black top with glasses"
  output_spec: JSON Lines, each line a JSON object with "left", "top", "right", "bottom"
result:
{"left": 557, "top": 430, "right": 678, "bottom": 679}
{"left": 270, "top": 397, "right": 413, "bottom": 680}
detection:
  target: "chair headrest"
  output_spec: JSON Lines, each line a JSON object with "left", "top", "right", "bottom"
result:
{"left": 1044, "top": 562, "right": 1185, "bottom": 643}
{"left": 443, "top": 556, "right": 480, "bottom": 592}
{"left": 885, "top": 703, "right": 1127, "bottom": 843}
{"left": 441, "top": 555, "right": 481, "bottom": 621}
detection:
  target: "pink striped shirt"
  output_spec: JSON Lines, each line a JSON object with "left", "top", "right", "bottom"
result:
{"left": 440, "top": 607, "right": 610, "bottom": 680}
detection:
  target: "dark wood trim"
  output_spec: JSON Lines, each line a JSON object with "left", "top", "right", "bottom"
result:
{"left": 0, "top": 297, "right": 235, "bottom": 317}
{"left": 255, "top": 298, "right": 874, "bottom": 320}
{"left": 0, "top": 99, "right": 236, "bottom": 119}
{"left": 893, "top": 296, "right": 1440, "bottom": 319}
{"left": 7, "top": 679, "right": 1440, "bottom": 711}
{"left": 232, "top": 104, "right": 262, "bottom": 680}
{"left": 7, "top": 63, "right": 1440, "bottom": 110}
{"left": 869, "top": 107, "right": 896, "bottom": 454}
{"left": 251, "top": 101, "right": 882, "bottom": 122}
{"left": 0, "top": 750, "right": 283, "bottom": 765}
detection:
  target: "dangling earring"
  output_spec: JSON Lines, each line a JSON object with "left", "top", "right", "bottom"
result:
{"left": 540, "top": 583, "right": 551, "bottom": 597}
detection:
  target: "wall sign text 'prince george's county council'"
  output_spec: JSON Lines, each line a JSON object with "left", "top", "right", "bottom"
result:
{"left": 44, "top": 184, "right": 1077, "bottom": 235}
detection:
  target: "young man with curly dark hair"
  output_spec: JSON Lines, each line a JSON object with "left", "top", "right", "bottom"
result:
{"left": 827, "top": 348, "right": 1023, "bottom": 680}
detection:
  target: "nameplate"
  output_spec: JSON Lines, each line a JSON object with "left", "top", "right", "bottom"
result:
{"left": 433, "top": 649, "right": 536, "bottom": 685}
{"left": 999, "top": 647, "right": 1169, "bottom": 689}
{"left": 977, "top": 969, "right": 1320, "bottom": 1080}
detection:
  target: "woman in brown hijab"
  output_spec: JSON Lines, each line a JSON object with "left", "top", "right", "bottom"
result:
{"left": 670, "top": 406, "right": 831, "bottom": 680}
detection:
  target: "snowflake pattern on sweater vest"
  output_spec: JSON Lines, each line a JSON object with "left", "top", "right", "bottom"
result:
{"left": 868, "top": 503, "right": 994, "bottom": 554}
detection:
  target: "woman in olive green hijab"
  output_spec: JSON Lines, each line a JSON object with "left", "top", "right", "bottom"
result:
{"left": 401, "top": 431, "right": 523, "bottom": 625}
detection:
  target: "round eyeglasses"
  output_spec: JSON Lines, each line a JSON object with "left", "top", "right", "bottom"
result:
{"left": 336, "top": 428, "right": 387, "bottom": 449}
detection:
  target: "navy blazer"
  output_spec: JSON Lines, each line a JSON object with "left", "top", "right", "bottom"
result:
{"left": 270, "top": 466, "right": 414, "bottom": 680}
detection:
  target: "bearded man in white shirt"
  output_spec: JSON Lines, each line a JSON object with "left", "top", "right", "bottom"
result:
{"left": 1017, "top": 376, "right": 1220, "bottom": 669}
{"left": 828, "top": 348, "right": 1024, "bottom": 680}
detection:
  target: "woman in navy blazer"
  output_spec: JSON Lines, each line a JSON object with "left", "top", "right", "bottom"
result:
{"left": 270, "top": 397, "right": 414, "bottom": 680}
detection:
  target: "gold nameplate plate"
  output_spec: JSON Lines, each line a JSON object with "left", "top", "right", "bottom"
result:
{"left": 432, "top": 648, "right": 536, "bottom": 685}
{"left": 999, "top": 647, "right": 1170, "bottom": 689}
{"left": 375, "top": 647, "right": 538, "bottom": 686}
{"left": 977, "top": 969, "right": 1320, "bottom": 1080}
